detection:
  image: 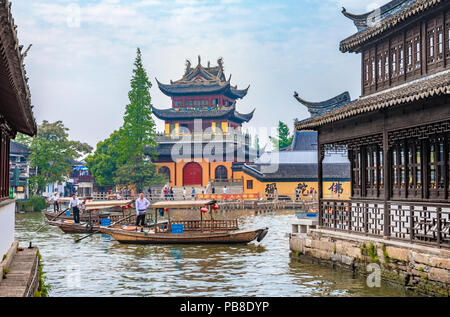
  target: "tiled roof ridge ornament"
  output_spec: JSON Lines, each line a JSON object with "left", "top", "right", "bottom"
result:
{"left": 341, "top": 7, "right": 371, "bottom": 32}
{"left": 185, "top": 59, "right": 191, "bottom": 75}
{"left": 217, "top": 57, "right": 224, "bottom": 71}
{"left": 294, "top": 91, "right": 352, "bottom": 117}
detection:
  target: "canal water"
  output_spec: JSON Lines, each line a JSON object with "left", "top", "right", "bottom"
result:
{"left": 15, "top": 210, "right": 417, "bottom": 297}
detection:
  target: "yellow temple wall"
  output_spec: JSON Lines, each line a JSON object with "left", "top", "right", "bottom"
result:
{"left": 156, "top": 160, "right": 234, "bottom": 188}
{"left": 234, "top": 170, "right": 350, "bottom": 200}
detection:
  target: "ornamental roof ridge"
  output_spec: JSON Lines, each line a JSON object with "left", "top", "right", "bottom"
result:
{"left": 340, "top": 0, "right": 442, "bottom": 53}
{"left": 156, "top": 56, "right": 249, "bottom": 99}
{"left": 294, "top": 91, "right": 352, "bottom": 117}
{"left": 295, "top": 69, "right": 450, "bottom": 130}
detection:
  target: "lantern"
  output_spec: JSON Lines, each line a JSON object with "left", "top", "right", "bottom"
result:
{"left": 212, "top": 204, "right": 219, "bottom": 211}
{"left": 201, "top": 207, "right": 209, "bottom": 213}
{"left": 164, "top": 207, "right": 169, "bottom": 212}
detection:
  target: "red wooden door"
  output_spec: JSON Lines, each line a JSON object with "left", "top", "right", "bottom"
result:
{"left": 183, "top": 162, "right": 202, "bottom": 185}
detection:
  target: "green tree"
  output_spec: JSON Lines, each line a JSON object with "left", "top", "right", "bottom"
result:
{"left": 14, "top": 133, "right": 33, "bottom": 147}
{"left": 117, "top": 48, "right": 157, "bottom": 162}
{"left": 114, "top": 156, "right": 164, "bottom": 193}
{"left": 270, "top": 121, "right": 293, "bottom": 150}
{"left": 85, "top": 130, "right": 123, "bottom": 187}
{"left": 28, "top": 120, "right": 92, "bottom": 194}
{"left": 85, "top": 48, "right": 162, "bottom": 191}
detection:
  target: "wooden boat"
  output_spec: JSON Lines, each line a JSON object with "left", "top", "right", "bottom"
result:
{"left": 47, "top": 220, "right": 98, "bottom": 233}
{"left": 45, "top": 199, "right": 135, "bottom": 234}
{"left": 100, "top": 200, "right": 269, "bottom": 245}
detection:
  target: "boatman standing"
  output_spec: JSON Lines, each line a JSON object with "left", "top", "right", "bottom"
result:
{"left": 49, "top": 192, "right": 59, "bottom": 213}
{"left": 70, "top": 194, "right": 80, "bottom": 224}
{"left": 135, "top": 192, "right": 150, "bottom": 232}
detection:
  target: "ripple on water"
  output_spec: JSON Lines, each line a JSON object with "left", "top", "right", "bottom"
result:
{"left": 14, "top": 211, "right": 418, "bottom": 297}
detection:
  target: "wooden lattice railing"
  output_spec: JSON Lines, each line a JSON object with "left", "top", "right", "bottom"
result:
{"left": 170, "top": 219, "right": 239, "bottom": 232}
{"left": 320, "top": 199, "right": 450, "bottom": 249}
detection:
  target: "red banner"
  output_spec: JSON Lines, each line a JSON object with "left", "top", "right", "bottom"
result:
{"left": 196, "top": 193, "right": 260, "bottom": 200}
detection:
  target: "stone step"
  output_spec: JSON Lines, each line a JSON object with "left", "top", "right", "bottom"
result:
{"left": 0, "top": 286, "right": 26, "bottom": 297}
{"left": 0, "top": 278, "right": 29, "bottom": 287}
{"left": 9, "top": 264, "right": 34, "bottom": 271}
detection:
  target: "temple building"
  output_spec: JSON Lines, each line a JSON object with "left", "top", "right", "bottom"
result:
{"left": 232, "top": 131, "right": 351, "bottom": 200}
{"left": 152, "top": 57, "right": 255, "bottom": 187}
{"left": 295, "top": 0, "right": 450, "bottom": 248}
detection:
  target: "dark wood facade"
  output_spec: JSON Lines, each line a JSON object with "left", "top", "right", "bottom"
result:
{"left": 360, "top": 2, "right": 450, "bottom": 96}
{"left": 0, "top": 1, "right": 37, "bottom": 201}
{"left": 296, "top": 0, "right": 450, "bottom": 249}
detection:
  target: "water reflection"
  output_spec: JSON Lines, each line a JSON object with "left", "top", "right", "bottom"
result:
{"left": 15, "top": 211, "right": 418, "bottom": 297}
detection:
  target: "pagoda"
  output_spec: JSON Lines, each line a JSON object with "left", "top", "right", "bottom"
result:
{"left": 152, "top": 56, "right": 255, "bottom": 187}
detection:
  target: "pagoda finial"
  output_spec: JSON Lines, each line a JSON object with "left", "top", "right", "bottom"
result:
{"left": 207, "top": 61, "right": 210, "bottom": 68}
{"left": 217, "top": 57, "right": 224, "bottom": 70}
{"left": 185, "top": 59, "right": 191, "bottom": 75}
{"left": 198, "top": 55, "right": 201, "bottom": 66}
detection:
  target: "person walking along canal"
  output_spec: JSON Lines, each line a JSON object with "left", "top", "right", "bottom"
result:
{"left": 70, "top": 194, "right": 80, "bottom": 224}
{"left": 135, "top": 193, "right": 150, "bottom": 232}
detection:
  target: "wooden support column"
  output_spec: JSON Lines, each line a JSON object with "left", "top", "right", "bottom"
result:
{"left": 423, "top": 139, "right": 430, "bottom": 199}
{"left": 318, "top": 141, "right": 324, "bottom": 227}
{"left": 383, "top": 126, "right": 391, "bottom": 238}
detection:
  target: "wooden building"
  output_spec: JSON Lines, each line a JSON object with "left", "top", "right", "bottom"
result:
{"left": 0, "top": 0, "right": 37, "bottom": 256}
{"left": 152, "top": 57, "right": 255, "bottom": 187}
{"left": 295, "top": 0, "right": 450, "bottom": 248}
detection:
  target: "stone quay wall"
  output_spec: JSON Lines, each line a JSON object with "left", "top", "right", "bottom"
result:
{"left": 290, "top": 229, "right": 450, "bottom": 296}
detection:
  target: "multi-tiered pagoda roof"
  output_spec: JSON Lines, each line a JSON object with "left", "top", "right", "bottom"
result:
{"left": 156, "top": 56, "right": 250, "bottom": 99}
{"left": 153, "top": 56, "right": 254, "bottom": 124}
{"left": 152, "top": 104, "right": 255, "bottom": 124}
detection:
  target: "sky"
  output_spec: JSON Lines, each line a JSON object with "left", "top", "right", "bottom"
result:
{"left": 12, "top": 0, "right": 391, "bottom": 150}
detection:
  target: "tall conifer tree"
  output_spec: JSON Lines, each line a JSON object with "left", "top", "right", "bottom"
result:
{"left": 118, "top": 47, "right": 157, "bottom": 162}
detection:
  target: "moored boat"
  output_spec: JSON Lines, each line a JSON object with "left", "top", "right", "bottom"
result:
{"left": 45, "top": 199, "right": 135, "bottom": 234}
{"left": 47, "top": 220, "right": 98, "bottom": 233}
{"left": 100, "top": 200, "right": 269, "bottom": 245}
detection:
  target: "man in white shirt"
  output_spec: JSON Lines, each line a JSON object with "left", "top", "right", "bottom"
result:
{"left": 223, "top": 186, "right": 227, "bottom": 194}
{"left": 135, "top": 192, "right": 150, "bottom": 231}
{"left": 49, "top": 192, "right": 59, "bottom": 213}
{"left": 70, "top": 194, "right": 80, "bottom": 223}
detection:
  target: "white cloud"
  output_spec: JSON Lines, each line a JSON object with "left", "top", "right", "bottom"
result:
{"left": 12, "top": 0, "right": 371, "bottom": 149}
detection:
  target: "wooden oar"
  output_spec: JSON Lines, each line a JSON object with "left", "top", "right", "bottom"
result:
{"left": 74, "top": 214, "right": 135, "bottom": 243}
{"left": 35, "top": 207, "right": 70, "bottom": 233}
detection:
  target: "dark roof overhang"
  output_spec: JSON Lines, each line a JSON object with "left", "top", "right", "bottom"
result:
{"left": 295, "top": 69, "right": 450, "bottom": 131}
{"left": 152, "top": 105, "right": 255, "bottom": 124}
{"left": 0, "top": 0, "right": 37, "bottom": 137}
{"left": 340, "top": 0, "right": 444, "bottom": 53}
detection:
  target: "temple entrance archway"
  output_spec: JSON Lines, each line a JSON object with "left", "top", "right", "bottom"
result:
{"left": 215, "top": 165, "right": 228, "bottom": 180}
{"left": 158, "top": 166, "right": 171, "bottom": 183}
{"left": 183, "top": 162, "right": 202, "bottom": 186}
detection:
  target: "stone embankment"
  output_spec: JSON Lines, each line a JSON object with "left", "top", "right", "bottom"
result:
{"left": 290, "top": 226, "right": 450, "bottom": 296}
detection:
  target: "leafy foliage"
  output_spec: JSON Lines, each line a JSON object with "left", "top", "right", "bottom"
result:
{"left": 85, "top": 130, "right": 123, "bottom": 187}
{"left": 28, "top": 121, "right": 92, "bottom": 193}
{"left": 269, "top": 121, "right": 293, "bottom": 150}
{"left": 114, "top": 156, "right": 164, "bottom": 193}
{"left": 118, "top": 48, "right": 157, "bottom": 162}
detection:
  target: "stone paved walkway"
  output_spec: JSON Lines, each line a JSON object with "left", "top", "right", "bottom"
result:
{"left": 0, "top": 247, "right": 39, "bottom": 297}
